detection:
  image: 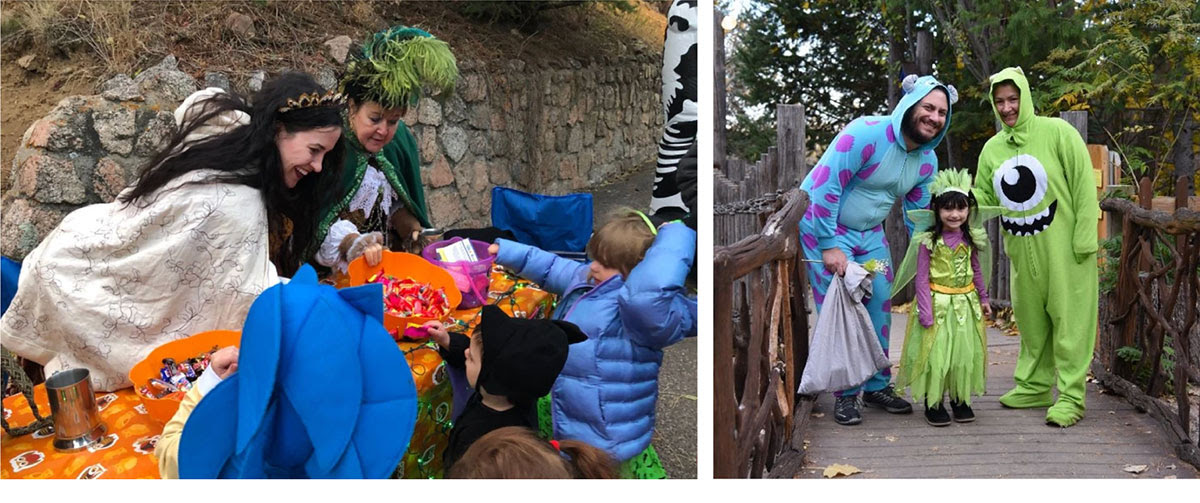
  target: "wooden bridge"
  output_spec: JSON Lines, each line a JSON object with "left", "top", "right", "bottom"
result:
{"left": 782, "top": 311, "right": 1198, "bottom": 479}
{"left": 711, "top": 102, "right": 1200, "bottom": 478}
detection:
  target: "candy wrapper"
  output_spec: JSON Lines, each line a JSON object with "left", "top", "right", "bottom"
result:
{"left": 366, "top": 272, "right": 452, "bottom": 319}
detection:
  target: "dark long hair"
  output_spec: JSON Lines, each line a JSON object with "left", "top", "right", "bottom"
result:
{"left": 930, "top": 190, "right": 977, "bottom": 251}
{"left": 120, "top": 73, "right": 346, "bottom": 276}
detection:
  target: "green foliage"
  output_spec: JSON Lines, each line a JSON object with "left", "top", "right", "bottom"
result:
{"left": 1116, "top": 345, "right": 1142, "bottom": 364}
{"left": 1038, "top": 0, "right": 1200, "bottom": 190}
{"left": 726, "top": 0, "right": 890, "bottom": 160}
{"left": 1098, "top": 236, "right": 1122, "bottom": 295}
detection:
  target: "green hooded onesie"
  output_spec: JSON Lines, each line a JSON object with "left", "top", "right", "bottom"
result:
{"left": 973, "top": 67, "right": 1099, "bottom": 427}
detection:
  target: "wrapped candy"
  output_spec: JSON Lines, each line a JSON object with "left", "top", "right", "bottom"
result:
{"left": 366, "top": 272, "right": 451, "bottom": 319}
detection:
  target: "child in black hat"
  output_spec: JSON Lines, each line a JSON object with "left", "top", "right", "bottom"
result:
{"left": 426, "top": 305, "right": 586, "bottom": 472}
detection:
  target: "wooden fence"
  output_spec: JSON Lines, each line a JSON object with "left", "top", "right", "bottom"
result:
{"left": 713, "top": 104, "right": 812, "bottom": 478}
{"left": 1093, "top": 176, "right": 1200, "bottom": 467}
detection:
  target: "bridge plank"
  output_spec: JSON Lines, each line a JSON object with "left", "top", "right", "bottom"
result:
{"left": 781, "top": 312, "right": 1199, "bottom": 479}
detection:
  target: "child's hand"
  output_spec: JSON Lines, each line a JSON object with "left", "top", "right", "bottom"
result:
{"left": 982, "top": 303, "right": 993, "bottom": 318}
{"left": 211, "top": 346, "right": 239, "bottom": 379}
{"left": 488, "top": 243, "right": 499, "bottom": 256}
{"left": 424, "top": 320, "right": 450, "bottom": 348}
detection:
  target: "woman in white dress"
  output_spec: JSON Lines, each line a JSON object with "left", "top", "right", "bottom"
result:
{"left": 0, "top": 72, "right": 347, "bottom": 391}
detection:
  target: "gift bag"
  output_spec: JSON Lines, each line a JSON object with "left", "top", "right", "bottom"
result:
{"left": 797, "top": 261, "right": 891, "bottom": 395}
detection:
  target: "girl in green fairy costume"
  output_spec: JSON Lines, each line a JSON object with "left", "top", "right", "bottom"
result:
{"left": 893, "top": 169, "right": 1001, "bottom": 426}
{"left": 310, "top": 26, "right": 458, "bottom": 278}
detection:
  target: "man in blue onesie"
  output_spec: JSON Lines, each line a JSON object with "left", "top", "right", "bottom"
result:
{"left": 799, "top": 75, "right": 956, "bottom": 425}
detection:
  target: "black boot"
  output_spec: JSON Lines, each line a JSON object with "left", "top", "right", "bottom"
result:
{"left": 950, "top": 400, "right": 975, "bottom": 423}
{"left": 924, "top": 402, "right": 951, "bottom": 427}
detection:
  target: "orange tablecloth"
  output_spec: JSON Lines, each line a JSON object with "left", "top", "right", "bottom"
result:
{"left": 1, "top": 269, "right": 553, "bottom": 479}
{"left": 1, "top": 388, "right": 160, "bottom": 479}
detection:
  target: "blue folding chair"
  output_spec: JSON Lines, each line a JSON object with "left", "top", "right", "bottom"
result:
{"left": 490, "top": 186, "right": 592, "bottom": 261}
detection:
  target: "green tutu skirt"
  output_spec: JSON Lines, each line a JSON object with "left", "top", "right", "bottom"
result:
{"left": 537, "top": 394, "right": 667, "bottom": 479}
{"left": 896, "top": 293, "right": 988, "bottom": 408}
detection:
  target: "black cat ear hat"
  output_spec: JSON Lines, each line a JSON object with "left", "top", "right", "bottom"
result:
{"left": 474, "top": 305, "right": 586, "bottom": 401}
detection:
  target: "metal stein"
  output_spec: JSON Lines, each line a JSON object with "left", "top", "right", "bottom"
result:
{"left": 45, "top": 368, "right": 106, "bottom": 451}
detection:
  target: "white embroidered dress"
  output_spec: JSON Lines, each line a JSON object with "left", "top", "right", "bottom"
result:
{"left": 0, "top": 171, "right": 279, "bottom": 391}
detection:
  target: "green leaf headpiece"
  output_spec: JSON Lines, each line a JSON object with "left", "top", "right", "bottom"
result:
{"left": 340, "top": 26, "right": 459, "bottom": 109}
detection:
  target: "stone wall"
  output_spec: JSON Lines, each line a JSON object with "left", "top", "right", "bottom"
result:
{"left": 1, "top": 54, "right": 663, "bottom": 259}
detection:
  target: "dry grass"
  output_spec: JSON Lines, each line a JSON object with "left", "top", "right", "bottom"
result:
{"left": 2, "top": 1, "right": 667, "bottom": 79}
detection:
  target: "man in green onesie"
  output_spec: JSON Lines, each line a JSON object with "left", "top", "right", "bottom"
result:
{"left": 973, "top": 67, "right": 1099, "bottom": 427}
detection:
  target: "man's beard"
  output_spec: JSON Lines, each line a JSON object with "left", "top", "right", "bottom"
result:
{"left": 903, "top": 111, "right": 939, "bottom": 146}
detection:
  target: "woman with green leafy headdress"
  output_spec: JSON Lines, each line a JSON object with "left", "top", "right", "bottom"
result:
{"left": 310, "top": 26, "right": 458, "bottom": 278}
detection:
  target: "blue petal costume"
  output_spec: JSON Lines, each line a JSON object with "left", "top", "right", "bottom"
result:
{"left": 798, "top": 75, "right": 953, "bottom": 396}
{"left": 178, "top": 265, "right": 418, "bottom": 478}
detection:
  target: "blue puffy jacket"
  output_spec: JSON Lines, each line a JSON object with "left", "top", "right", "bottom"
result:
{"left": 493, "top": 222, "right": 697, "bottom": 461}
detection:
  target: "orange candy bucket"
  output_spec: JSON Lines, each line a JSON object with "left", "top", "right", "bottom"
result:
{"left": 346, "top": 251, "right": 462, "bottom": 335}
{"left": 127, "top": 329, "right": 241, "bottom": 425}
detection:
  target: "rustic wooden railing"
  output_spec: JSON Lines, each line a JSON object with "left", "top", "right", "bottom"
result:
{"left": 713, "top": 189, "right": 811, "bottom": 478}
{"left": 1094, "top": 176, "right": 1200, "bottom": 468}
{"left": 713, "top": 102, "right": 813, "bottom": 478}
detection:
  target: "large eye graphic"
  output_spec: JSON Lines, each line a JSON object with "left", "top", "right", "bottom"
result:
{"left": 993, "top": 154, "right": 1047, "bottom": 212}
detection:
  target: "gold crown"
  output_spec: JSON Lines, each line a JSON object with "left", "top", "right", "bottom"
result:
{"left": 278, "top": 90, "right": 346, "bottom": 113}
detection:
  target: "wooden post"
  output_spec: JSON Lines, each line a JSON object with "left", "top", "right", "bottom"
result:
{"left": 714, "top": 253, "right": 736, "bottom": 478}
{"left": 915, "top": 30, "right": 933, "bottom": 75}
{"left": 1061, "top": 111, "right": 1088, "bottom": 140}
{"left": 715, "top": 7, "right": 728, "bottom": 173}
{"left": 776, "top": 104, "right": 806, "bottom": 191}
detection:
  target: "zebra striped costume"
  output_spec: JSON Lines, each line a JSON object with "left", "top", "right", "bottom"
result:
{"left": 651, "top": 0, "right": 698, "bottom": 217}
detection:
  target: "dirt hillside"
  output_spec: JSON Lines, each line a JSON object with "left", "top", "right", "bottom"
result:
{"left": 1, "top": 0, "right": 668, "bottom": 189}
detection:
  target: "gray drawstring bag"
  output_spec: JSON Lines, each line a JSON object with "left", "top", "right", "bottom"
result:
{"left": 797, "top": 261, "right": 892, "bottom": 395}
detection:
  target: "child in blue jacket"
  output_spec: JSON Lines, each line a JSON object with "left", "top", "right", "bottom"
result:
{"left": 488, "top": 209, "right": 697, "bottom": 478}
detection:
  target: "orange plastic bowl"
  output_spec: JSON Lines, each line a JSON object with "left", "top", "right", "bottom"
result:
{"left": 346, "top": 251, "right": 462, "bottom": 335}
{"left": 128, "top": 330, "right": 241, "bottom": 425}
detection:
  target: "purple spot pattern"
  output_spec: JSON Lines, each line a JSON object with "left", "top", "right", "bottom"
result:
{"left": 885, "top": 124, "right": 896, "bottom": 143}
{"left": 803, "top": 209, "right": 813, "bottom": 221}
{"left": 851, "top": 246, "right": 867, "bottom": 256}
{"left": 882, "top": 324, "right": 890, "bottom": 340}
{"left": 835, "top": 225, "right": 847, "bottom": 236}
{"left": 860, "top": 143, "right": 875, "bottom": 163}
{"left": 812, "top": 204, "right": 832, "bottom": 218}
{"left": 885, "top": 267, "right": 894, "bottom": 282}
{"left": 814, "top": 291, "right": 825, "bottom": 305}
{"left": 864, "top": 119, "right": 879, "bottom": 126}
{"left": 923, "top": 150, "right": 931, "bottom": 156}
{"left": 838, "top": 169, "right": 853, "bottom": 187}
{"left": 835, "top": 134, "right": 855, "bottom": 152}
{"left": 802, "top": 233, "right": 818, "bottom": 250}
{"left": 821, "top": 268, "right": 832, "bottom": 277}
{"left": 906, "top": 187, "right": 924, "bottom": 203}
{"left": 919, "top": 163, "right": 934, "bottom": 176}
{"left": 824, "top": 193, "right": 839, "bottom": 204}
{"left": 882, "top": 300, "right": 892, "bottom": 311}
{"left": 857, "top": 163, "right": 880, "bottom": 180}
{"left": 810, "top": 164, "right": 830, "bottom": 189}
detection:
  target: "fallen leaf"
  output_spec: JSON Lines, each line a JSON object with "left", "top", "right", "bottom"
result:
{"left": 1108, "top": 411, "right": 1115, "bottom": 414}
{"left": 1123, "top": 464, "right": 1148, "bottom": 474}
{"left": 1164, "top": 475, "right": 1177, "bottom": 479}
{"left": 885, "top": 436, "right": 897, "bottom": 442}
{"left": 1166, "top": 464, "right": 1176, "bottom": 470}
{"left": 822, "top": 464, "right": 861, "bottom": 478}
{"left": 812, "top": 412, "right": 825, "bottom": 418}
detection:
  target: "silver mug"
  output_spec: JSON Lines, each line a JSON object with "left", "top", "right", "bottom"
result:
{"left": 45, "top": 368, "right": 106, "bottom": 452}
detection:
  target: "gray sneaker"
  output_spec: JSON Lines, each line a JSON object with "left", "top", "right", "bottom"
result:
{"left": 834, "top": 395, "right": 863, "bottom": 425}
